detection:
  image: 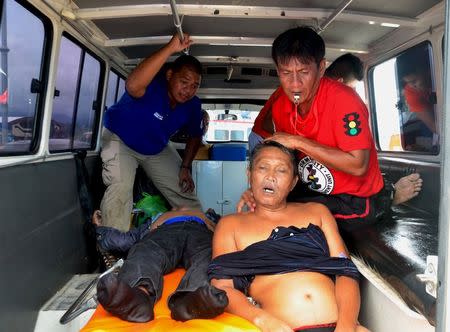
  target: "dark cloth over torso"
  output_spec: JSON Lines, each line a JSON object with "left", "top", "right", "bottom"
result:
{"left": 208, "top": 223, "right": 360, "bottom": 294}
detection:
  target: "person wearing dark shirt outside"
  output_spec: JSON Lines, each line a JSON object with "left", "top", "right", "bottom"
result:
{"left": 101, "top": 33, "right": 203, "bottom": 231}
{"left": 397, "top": 51, "right": 438, "bottom": 152}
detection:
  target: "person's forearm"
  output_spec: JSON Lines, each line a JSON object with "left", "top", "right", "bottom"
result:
{"left": 416, "top": 110, "right": 437, "bottom": 133}
{"left": 126, "top": 44, "right": 174, "bottom": 97}
{"left": 96, "top": 226, "right": 142, "bottom": 252}
{"left": 291, "top": 135, "right": 369, "bottom": 176}
{"left": 335, "top": 276, "right": 360, "bottom": 328}
{"left": 216, "top": 285, "right": 270, "bottom": 325}
{"left": 182, "top": 136, "right": 201, "bottom": 168}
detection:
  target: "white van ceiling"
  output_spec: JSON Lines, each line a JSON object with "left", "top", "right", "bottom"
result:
{"left": 59, "top": 0, "right": 442, "bottom": 91}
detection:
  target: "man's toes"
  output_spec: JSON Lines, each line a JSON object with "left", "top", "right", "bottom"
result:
{"left": 406, "top": 173, "right": 421, "bottom": 182}
{"left": 92, "top": 210, "right": 102, "bottom": 226}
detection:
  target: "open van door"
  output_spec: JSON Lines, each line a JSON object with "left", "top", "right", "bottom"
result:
{"left": 437, "top": 1, "right": 450, "bottom": 330}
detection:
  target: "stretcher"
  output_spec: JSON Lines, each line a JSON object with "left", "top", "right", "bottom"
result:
{"left": 80, "top": 268, "right": 260, "bottom": 332}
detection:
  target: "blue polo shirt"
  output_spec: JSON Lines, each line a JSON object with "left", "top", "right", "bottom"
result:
{"left": 104, "top": 74, "right": 203, "bottom": 155}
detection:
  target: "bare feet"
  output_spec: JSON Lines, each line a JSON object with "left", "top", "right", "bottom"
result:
{"left": 92, "top": 210, "right": 102, "bottom": 227}
{"left": 393, "top": 173, "right": 423, "bottom": 205}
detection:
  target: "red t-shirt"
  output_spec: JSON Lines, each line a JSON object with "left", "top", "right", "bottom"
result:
{"left": 252, "top": 86, "right": 283, "bottom": 138}
{"left": 272, "top": 77, "right": 383, "bottom": 197}
{"left": 403, "top": 84, "right": 432, "bottom": 113}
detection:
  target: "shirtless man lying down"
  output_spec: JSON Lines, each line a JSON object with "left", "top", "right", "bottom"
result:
{"left": 208, "top": 140, "right": 369, "bottom": 332}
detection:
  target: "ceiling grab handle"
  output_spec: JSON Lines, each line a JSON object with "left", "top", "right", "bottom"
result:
{"left": 317, "top": 0, "right": 353, "bottom": 34}
{"left": 169, "top": 0, "right": 189, "bottom": 55}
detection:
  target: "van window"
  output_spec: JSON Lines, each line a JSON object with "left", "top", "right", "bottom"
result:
{"left": 203, "top": 103, "right": 261, "bottom": 142}
{"left": 105, "top": 69, "right": 126, "bottom": 110}
{"left": 50, "top": 35, "right": 104, "bottom": 152}
{"left": 370, "top": 42, "right": 438, "bottom": 154}
{"left": 231, "top": 130, "right": 245, "bottom": 141}
{"left": 214, "top": 129, "right": 229, "bottom": 141}
{"left": 105, "top": 70, "right": 119, "bottom": 109}
{"left": 117, "top": 77, "right": 126, "bottom": 99}
{"left": 0, "top": 0, "right": 51, "bottom": 155}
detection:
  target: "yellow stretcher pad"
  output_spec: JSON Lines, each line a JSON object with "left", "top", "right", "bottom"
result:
{"left": 81, "top": 268, "right": 260, "bottom": 332}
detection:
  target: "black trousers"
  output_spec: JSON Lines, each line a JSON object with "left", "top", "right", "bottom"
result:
{"left": 118, "top": 221, "right": 213, "bottom": 304}
{"left": 289, "top": 184, "right": 393, "bottom": 232}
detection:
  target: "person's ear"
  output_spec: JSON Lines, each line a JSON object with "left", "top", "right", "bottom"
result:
{"left": 337, "top": 77, "right": 344, "bottom": 83}
{"left": 319, "top": 59, "right": 326, "bottom": 77}
{"left": 290, "top": 175, "right": 299, "bottom": 191}
{"left": 246, "top": 168, "right": 251, "bottom": 188}
{"left": 166, "top": 69, "right": 173, "bottom": 81}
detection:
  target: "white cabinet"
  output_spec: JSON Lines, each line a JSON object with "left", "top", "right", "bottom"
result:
{"left": 192, "top": 160, "right": 248, "bottom": 215}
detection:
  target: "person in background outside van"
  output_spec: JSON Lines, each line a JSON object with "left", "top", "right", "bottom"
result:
{"left": 245, "top": 49, "right": 422, "bottom": 214}
{"left": 94, "top": 208, "right": 228, "bottom": 323}
{"left": 397, "top": 53, "right": 438, "bottom": 152}
{"left": 100, "top": 33, "right": 203, "bottom": 231}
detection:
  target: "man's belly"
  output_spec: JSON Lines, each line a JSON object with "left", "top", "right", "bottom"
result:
{"left": 249, "top": 271, "right": 338, "bottom": 328}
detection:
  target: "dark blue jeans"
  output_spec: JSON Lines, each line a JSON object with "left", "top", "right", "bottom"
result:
{"left": 118, "top": 221, "right": 213, "bottom": 304}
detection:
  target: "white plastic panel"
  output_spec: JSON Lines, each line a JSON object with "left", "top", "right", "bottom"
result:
{"left": 193, "top": 161, "right": 223, "bottom": 213}
{"left": 222, "top": 161, "right": 248, "bottom": 215}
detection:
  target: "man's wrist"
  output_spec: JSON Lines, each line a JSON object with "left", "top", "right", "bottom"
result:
{"left": 180, "top": 164, "right": 192, "bottom": 171}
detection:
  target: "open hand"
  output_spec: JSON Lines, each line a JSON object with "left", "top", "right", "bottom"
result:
{"left": 236, "top": 189, "right": 256, "bottom": 212}
{"left": 179, "top": 168, "right": 195, "bottom": 193}
{"left": 265, "top": 132, "right": 300, "bottom": 150}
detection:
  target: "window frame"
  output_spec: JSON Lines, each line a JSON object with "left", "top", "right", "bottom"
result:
{"left": 49, "top": 31, "right": 105, "bottom": 153}
{"left": 368, "top": 40, "right": 437, "bottom": 155}
{"left": 107, "top": 67, "right": 126, "bottom": 106}
{"left": 0, "top": 0, "right": 53, "bottom": 157}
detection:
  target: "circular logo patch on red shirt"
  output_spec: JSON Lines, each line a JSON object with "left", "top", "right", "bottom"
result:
{"left": 298, "top": 156, "right": 334, "bottom": 194}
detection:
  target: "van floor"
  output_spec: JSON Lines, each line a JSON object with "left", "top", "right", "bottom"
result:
{"left": 34, "top": 274, "right": 98, "bottom": 332}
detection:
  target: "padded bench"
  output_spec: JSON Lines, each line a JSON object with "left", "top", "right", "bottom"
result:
{"left": 343, "top": 204, "right": 438, "bottom": 325}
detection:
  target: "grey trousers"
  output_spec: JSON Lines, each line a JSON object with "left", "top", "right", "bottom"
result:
{"left": 100, "top": 129, "right": 202, "bottom": 231}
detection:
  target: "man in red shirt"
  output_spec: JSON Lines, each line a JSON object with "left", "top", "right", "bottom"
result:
{"left": 242, "top": 27, "right": 385, "bottom": 230}
{"left": 244, "top": 46, "right": 421, "bottom": 224}
{"left": 248, "top": 53, "right": 364, "bottom": 153}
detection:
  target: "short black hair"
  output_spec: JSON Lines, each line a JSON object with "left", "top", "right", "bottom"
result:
{"left": 249, "top": 140, "right": 298, "bottom": 177}
{"left": 325, "top": 53, "right": 364, "bottom": 82}
{"left": 272, "top": 26, "right": 325, "bottom": 67}
{"left": 171, "top": 55, "right": 203, "bottom": 76}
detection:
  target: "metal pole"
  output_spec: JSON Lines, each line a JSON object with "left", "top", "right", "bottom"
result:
{"left": 0, "top": 1, "right": 8, "bottom": 146}
{"left": 318, "top": 0, "right": 353, "bottom": 34}
{"left": 169, "top": 0, "right": 188, "bottom": 54}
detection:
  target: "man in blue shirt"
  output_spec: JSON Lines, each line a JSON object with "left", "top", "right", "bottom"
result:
{"left": 101, "top": 34, "right": 203, "bottom": 231}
